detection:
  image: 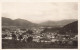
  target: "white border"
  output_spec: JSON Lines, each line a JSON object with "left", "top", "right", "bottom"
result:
{"left": 0, "top": 0, "right": 78, "bottom": 2}
{"left": 78, "top": 0, "right": 80, "bottom": 50}
{"left": 0, "top": 0, "right": 79, "bottom": 50}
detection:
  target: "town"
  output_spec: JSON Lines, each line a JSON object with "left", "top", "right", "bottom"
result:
{"left": 2, "top": 26, "right": 78, "bottom": 48}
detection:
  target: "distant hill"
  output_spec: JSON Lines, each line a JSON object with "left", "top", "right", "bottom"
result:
{"left": 59, "top": 21, "right": 78, "bottom": 35}
{"left": 2, "top": 17, "right": 78, "bottom": 29}
{"left": 13, "top": 19, "right": 35, "bottom": 27}
{"left": 2, "top": 17, "right": 14, "bottom": 26}
{"left": 2, "top": 17, "right": 36, "bottom": 28}
{"left": 40, "top": 19, "right": 77, "bottom": 27}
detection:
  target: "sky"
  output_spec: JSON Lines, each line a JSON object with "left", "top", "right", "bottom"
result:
{"left": 2, "top": 2, "right": 78, "bottom": 23}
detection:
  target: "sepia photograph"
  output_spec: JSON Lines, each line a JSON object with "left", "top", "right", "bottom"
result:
{"left": 2, "top": 2, "right": 78, "bottom": 49}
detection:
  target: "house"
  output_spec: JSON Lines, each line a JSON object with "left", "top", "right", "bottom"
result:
{"left": 51, "top": 38, "right": 58, "bottom": 42}
{"left": 33, "top": 38, "right": 40, "bottom": 42}
{"left": 4, "top": 36, "right": 12, "bottom": 40}
{"left": 32, "top": 35, "right": 42, "bottom": 42}
{"left": 39, "top": 38, "right": 51, "bottom": 42}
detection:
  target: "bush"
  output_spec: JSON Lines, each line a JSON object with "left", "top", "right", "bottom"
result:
{"left": 2, "top": 34, "right": 7, "bottom": 38}
{"left": 27, "top": 36, "right": 33, "bottom": 42}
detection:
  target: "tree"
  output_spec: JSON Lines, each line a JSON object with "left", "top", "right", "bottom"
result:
{"left": 27, "top": 30, "right": 33, "bottom": 34}
{"left": 12, "top": 33, "right": 16, "bottom": 40}
{"left": 27, "top": 36, "right": 33, "bottom": 42}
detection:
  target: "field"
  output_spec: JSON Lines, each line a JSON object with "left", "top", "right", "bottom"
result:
{"left": 2, "top": 39, "right": 78, "bottom": 49}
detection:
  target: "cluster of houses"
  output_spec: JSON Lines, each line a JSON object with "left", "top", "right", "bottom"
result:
{"left": 2, "top": 27, "right": 78, "bottom": 44}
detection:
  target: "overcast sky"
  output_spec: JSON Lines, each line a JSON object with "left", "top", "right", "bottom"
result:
{"left": 2, "top": 2, "right": 78, "bottom": 23}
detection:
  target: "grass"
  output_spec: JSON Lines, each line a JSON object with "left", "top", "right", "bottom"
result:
{"left": 2, "top": 39, "right": 78, "bottom": 49}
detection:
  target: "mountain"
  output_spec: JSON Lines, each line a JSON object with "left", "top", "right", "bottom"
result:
{"left": 13, "top": 19, "right": 35, "bottom": 27}
{"left": 2, "top": 17, "right": 36, "bottom": 28}
{"left": 2, "top": 17, "right": 14, "bottom": 26}
{"left": 59, "top": 21, "right": 78, "bottom": 35}
{"left": 2, "top": 17, "right": 78, "bottom": 29}
{"left": 40, "top": 19, "right": 77, "bottom": 27}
